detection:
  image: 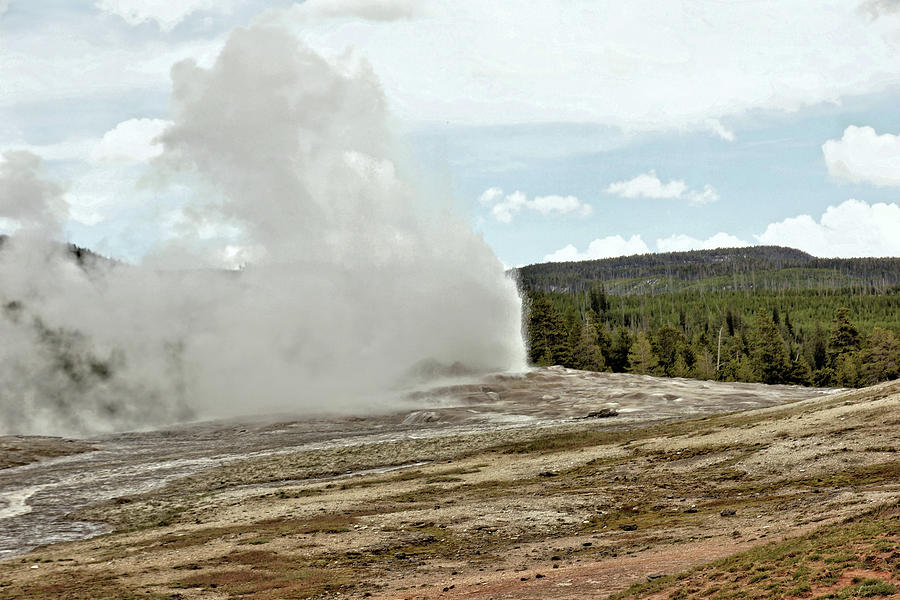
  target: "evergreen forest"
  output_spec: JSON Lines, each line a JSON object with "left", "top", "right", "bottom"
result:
{"left": 516, "top": 247, "right": 900, "bottom": 388}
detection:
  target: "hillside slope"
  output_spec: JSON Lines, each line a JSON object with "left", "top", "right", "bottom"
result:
{"left": 516, "top": 246, "right": 900, "bottom": 295}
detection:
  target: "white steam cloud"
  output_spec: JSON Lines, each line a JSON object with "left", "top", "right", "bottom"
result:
{"left": 0, "top": 25, "right": 525, "bottom": 436}
{"left": 0, "top": 152, "right": 68, "bottom": 236}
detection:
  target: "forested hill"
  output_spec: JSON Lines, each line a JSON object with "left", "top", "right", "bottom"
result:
{"left": 517, "top": 246, "right": 899, "bottom": 389}
{"left": 515, "top": 246, "right": 900, "bottom": 295}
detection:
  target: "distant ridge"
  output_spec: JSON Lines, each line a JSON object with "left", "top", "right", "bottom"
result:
{"left": 515, "top": 246, "right": 900, "bottom": 295}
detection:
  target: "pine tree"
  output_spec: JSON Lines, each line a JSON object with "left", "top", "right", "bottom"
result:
{"left": 653, "top": 325, "right": 686, "bottom": 376}
{"left": 608, "top": 327, "right": 632, "bottom": 372}
{"left": 526, "top": 295, "right": 568, "bottom": 366}
{"left": 749, "top": 310, "right": 791, "bottom": 384}
{"left": 787, "top": 346, "right": 813, "bottom": 385}
{"left": 627, "top": 331, "right": 659, "bottom": 375}
{"left": 733, "top": 355, "right": 758, "bottom": 383}
{"left": 692, "top": 349, "right": 716, "bottom": 380}
{"left": 672, "top": 354, "right": 691, "bottom": 378}
{"left": 858, "top": 328, "right": 900, "bottom": 385}
{"left": 834, "top": 354, "right": 860, "bottom": 387}
{"left": 571, "top": 314, "right": 607, "bottom": 372}
{"left": 827, "top": 307, "right": 860, "bottom": 363}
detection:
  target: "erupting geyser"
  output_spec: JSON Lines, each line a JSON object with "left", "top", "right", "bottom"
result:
{"left": 0, "top": 24, "right": 526, "bottom": 436}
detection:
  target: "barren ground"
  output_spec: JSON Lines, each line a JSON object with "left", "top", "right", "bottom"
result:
{"left": 0, "top": 369, "right": 898, "bottom": 599}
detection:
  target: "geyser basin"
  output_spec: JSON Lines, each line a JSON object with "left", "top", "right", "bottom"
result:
{"left": 0, "top": 367, "right": 834, "bottom": 559}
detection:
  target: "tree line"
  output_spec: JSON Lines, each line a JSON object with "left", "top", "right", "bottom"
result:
{"left": 517, "top": 246, "right": 900, "bottom": 295}
{"left": 525, "top": 287, "right": 899, "bottom": 388}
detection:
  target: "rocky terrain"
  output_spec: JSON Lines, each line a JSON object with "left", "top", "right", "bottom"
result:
{"left": 0, "top": 369, "right": 898, "bottom": 599}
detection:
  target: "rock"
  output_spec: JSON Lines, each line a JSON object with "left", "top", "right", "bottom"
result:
{"left": 620, "top": 524, "right": 637, "bottom": 531}
{"left": 581, "top": 408, "right": 619, "bottom": 419}
{"left": 720, "top": 508, "right": 736, "bottom": 517}
{"left": 538, "top": 471, "right": 558, "bottom": 477}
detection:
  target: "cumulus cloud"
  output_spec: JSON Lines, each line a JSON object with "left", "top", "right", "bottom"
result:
{"left": 480, "top": 188, "right": 592, "bottom": 223}
{"left": 656, "top": 232, "right": 750, "bottom": 253}
{"left": 705, "top": 119, "right": 736, "bottom": 142}
{"left": 685, "top": 185, "right": 720, "bottom": 205}
{"left": 478, "top": 187, "right": 504, "bottom": 205}
{"left": 91, "top": 118, "right": 171, "bottom": 163}
{"left": 544, "top": 200, "right": 898, "bottom": 263}
{"left": 94, "top": 0, "right": 231, "bottom": 31}
{"left": 606, "top": 171, "right": 685, "bottom": 199}
{"left": 290, "top": 0, "right": 420, "bottom": 22}
{"left": 544, "top": 235, "right": 649, "bottom": 262}
{"left": 606, "top": 171, "right": 719, "bottom": 205}
{"left": 283, "top": 1, "right": 900, "bottom": 130}
{"left": 756, "top": 199, "right": 900, "bottom": 257}
{"left": 822, "top": 125, "right": 900, "bottom": 187}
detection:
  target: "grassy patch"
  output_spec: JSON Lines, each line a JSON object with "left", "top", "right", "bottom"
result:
{"left": 0, "top": 570, "right": 166, "bottom": 600}
{"left": 172, "top": 565, "right": 354, "bottom": 599}
{"left": 140, "top": 513, "right": 360, "bottom": 552}
{"left": 610, "top": 502, "right": 900, "bottom": 600}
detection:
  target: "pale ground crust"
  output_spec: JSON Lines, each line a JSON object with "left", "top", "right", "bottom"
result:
{"left": 0, "top": 437, "right": 94, "bottom": 470}
{"left": 1, "top": 375, "right": 898, "bottom": 599}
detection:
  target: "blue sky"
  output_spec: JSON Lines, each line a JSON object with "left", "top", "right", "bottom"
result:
{"left": 1, "top": 0, "right": 900, "bottom": 266}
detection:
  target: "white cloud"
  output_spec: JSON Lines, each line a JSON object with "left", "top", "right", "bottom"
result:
{"left": 656, "top": 232, "right": 750, "bottom": 253}
{"left": 0, "top": 1, "right": 8, "bottom": 18}
{"left": 543, "top": 200, "right": 899, "bottom": 263}
{"left": 606, "top": 171, "right": 685, "bottom": 199}
{"left": 4, "top": 1, "right": 900, "bottom": 144}
{"left": 705, "top": 118, "right": 736, "bottom": 142}
{"left": 91, "top": 118, "right": 171, "bottom": 163}
{"left": 822, "top": 125, "right": 900, "bottom": 187}
{"left": 491, "top": 190, "right": 526, "bottom": 223}
{"left": 0, "top": 29, "right": 226, "bottom": 115}
{"left": 860, "top": 0, "right": 900, "bottom": 19}
{"left": 685, "top": 184, "right": 720, "bottom": 205}
{"left": 606, "top": 171, "right": 718, "bottom": 205}
{"left": 756, "top": 199, "right": 900, "bottom": 257}
{"left": 481, "top": 188, "right": 592, "bottom": 223}
{"left": 544, "top": 235, "right": 649, "bottom": 262}
{"left": 291, "top": 1, "right": 900, "bottom": 129}
{"left": 94, "top": 0, "right": 232, "bottom": 31}
{"left": 531, "top": 195, "right": 592, "bottom": 217}
{"left": 478, "top": 187, "right": 504, "bottom": 205}
{"left": 289, "top": 0, "right": 420, "bottom": 22}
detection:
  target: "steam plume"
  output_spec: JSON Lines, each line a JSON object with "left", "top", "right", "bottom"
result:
{"left": 0, "top": 25, "right": 525, "bottom": 436}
